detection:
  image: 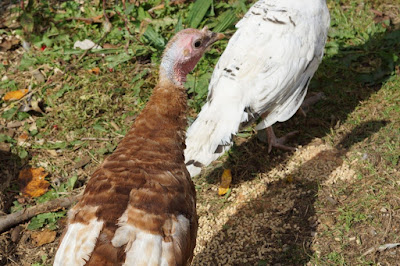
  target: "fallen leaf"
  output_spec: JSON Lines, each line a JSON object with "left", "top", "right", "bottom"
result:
{"left": 73, "top": 39, "right": 102, "bottom": 50}
{"left": 0, "top": 37, "right": 20, "bottom": 51}
{"left": 73, "top": 14, "right": 104, "bottom": 24}
{"left": 3, "top": 89, "right": 29, "bottom": 101}
{"left": 31, "top": 99, "right": 44, "bottom": 113}
{"left": 218, "top": 169, "right": 232, "bottom": 196}
{"left": 29, "top": 122, "right": 37, "bottom": 132}
{"left": 46, "top": 149, "right": 58, "bottom": 157}
{"left": 10, "top": 226, "right": 24, "bottom": 242}
{"left": 0, "top": 142, "right": 11, "bottom": 152}
{"left": 32, "top": 69, "right": 45, "bottom": 83}
{"left": 90, "top": 14, "right": 104, "bottom": 23}
{"left": 110, "top": 121, "right": 120, "bottom": 131}
{"left": 7, "top": 121, "right": 23, "bottom": 128}
{"left": 18, "top": 167, "right": 50, "bottom": 198}
{"left": 88, "top": 67, "right": 100, "bottom": 75}
{"left": 103, "top": 20, "right": 112, "bottom": 33}
{"left": 20, "top": 98, "right": 44, "bottom": 113}
{"left": 30, "top": 229, "right": 56, "bottom": 246}
{"left": 17, "top": 132, "right": 29, "bottom": 146}
{"left": 103, "top": 43, "right": 119, "bottom": 49}
{"left": 73, "top": 155, "right": 91, "bottom": 169}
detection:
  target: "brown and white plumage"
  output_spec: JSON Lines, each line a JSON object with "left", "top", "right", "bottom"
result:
{"left": 54, "top": 28, "right": 223, "bottom": 266}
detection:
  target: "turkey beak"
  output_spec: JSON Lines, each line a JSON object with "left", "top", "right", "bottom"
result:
{"left": 204, "top": 29, "right": 225, "bottom": 48}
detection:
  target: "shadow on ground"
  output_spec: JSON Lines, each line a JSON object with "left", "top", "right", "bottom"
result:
{"left": 194, "top": 19, "right": 399, "bottom": 265}
{"left": 0, "top": 149, "right": 21, "bottom": 213}
{"left": 204, "top": 27, "right": 400, "bottom": 186}
{"left": 0, "top": 149, "right": 22, "bottom": 266}
{"left": 194, "top": 120, "right": 387, "bottom": 265}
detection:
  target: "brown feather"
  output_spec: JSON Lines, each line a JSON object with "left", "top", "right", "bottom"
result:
{"left": 55, "top": 28, "right": 223, "bottom": 266}
{"left": 65, "top": 82, "right": 197, "bottom": 265}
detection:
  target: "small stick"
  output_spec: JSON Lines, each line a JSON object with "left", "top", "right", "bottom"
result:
{"left": 81, "top": 137, "right": 111, "bottom": 141}
{"left": 103, "top": 0, "right": 110, "bottom": 26}
{"left": 65, "top": 17, "right": 103, "bottom": 24}
{"left": 0, "top": 194, "right": 81, "bottom": 233}
{"left": 362, "top": 243, "right": 400, "bottom": 256}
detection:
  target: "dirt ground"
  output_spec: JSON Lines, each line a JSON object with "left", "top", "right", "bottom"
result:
{"left": 1, "top": 134, "right": 399, "bottom": 265}
{"left": 0, "top": 138, "right": 355, "bottom": 265}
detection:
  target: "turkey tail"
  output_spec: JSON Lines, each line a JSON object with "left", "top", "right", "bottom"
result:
{"left": 54, "top": 207, "right": 104, "bottom": 266}
{"left": 185, "top": 90, "right": 246, "bottom": 177}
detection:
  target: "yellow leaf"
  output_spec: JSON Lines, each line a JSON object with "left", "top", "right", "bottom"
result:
{"left": 218, "top": 169, "right": 232, "bottom": 196}
{"left": 18, "top": 167, "right": 50, "bottom": 198}
{"left": 3, "top": 89, "right": 29, "bottom": 101}
{"left": 88, "top": 67, "right": 100, "bottom": 75}
{"left": 31, "top": 229, "right": 56, "bottom": 247}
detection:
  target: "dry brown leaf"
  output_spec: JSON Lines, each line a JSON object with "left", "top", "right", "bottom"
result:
{"left": 30, "top": 229, "right": 56, "bottom": 246}
{"left": 103, "top": 43, "right": 120, "bottom": 49}
{"left": 218, "top": 169, "right": 232, "bottom": 196}
{"left": 88, "top": 67, "right": 100, "bottom": 75}
{"left": 0, "top": 142, "right": 11, "bottom": 152}
{"left": 17, "top": 132, "right": 29, "bottom": 146}
{"left": 10, "top": 226, "right": 24, "bottom": 242}
{"left": 7, "top": 121, "right": 23, "bottom": 128}
{"left": 90, "top": 14, "right": 103, "bottom": 23}
{"left": 73, "top": 155, "right": 91, "bottom": 169}
{"left": 32, "top": 69, "right": 45, "bottom": 83}
{"left": 18, "top": 167, "right": 50, "bottom": 198}
{"left": 46, "top": 149, "right": 58, "bottom": 157}
{"left": 3, "top": 89, "right": 29, "bottom": 101}
{"left": 0, "top": 37, "right": 20, "bottom": 51}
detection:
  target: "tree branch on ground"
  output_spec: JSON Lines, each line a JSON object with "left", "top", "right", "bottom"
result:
{"left": 0, "top": 194, "right": 81, "bottom": 233}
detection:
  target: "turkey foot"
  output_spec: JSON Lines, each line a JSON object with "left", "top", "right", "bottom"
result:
{"left": 257, "top": 127, "right": 299, "bottom": 153}
{"left": 297, "top": 92, "right": 325, "bottom": 117}
{"left": 259, "top": 92, "right": 325, "bottom": 152}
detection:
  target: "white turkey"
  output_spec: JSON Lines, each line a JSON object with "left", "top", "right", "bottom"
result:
{"left": 185, "top": 0, "right": 330, "bottom": 177}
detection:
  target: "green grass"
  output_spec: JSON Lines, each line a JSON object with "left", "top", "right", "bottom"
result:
{"left": 0, "top": 0, "right": 399, "bottom": 265}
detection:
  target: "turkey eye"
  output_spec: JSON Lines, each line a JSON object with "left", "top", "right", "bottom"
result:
{"left": 194, "top": 40, "right": 202, "bottom": 48}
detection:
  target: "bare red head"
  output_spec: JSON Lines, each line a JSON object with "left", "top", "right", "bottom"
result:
{"left": 160, "top": 27, "right": 224, "bottom": 86}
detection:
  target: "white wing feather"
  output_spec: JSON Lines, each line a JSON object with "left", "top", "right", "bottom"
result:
{"left": 185, "top": 0, "right": 330, "bottom": 177}
{"left": 54, "top": 207, "right": 104, "bottom": 266}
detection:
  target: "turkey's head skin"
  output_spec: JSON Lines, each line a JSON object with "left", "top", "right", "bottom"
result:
{"left": 160, "top": 27, "right": 224, "bottom": 86}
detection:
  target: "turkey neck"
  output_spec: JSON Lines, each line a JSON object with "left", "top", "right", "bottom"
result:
{"left": 123, "top": 80, "right": 188, "bottom": 159}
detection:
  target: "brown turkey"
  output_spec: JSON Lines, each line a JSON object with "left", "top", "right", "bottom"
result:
{"left": 54, "top": 27, "right": 224, "bottom": 266}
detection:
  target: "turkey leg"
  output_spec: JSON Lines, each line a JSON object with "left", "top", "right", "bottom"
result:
{"left": 258, "top": 92, "right": 325, "bottom": 153}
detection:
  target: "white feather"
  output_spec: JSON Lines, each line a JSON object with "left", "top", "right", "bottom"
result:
{"left": 54, "top": 218, "right": 104, "bottom": 266}
{"left": 112, "top": 205, "right": 191, "bottom": 266}
{"left": 185, "top": 0, "right": 330, "bottom": 177}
